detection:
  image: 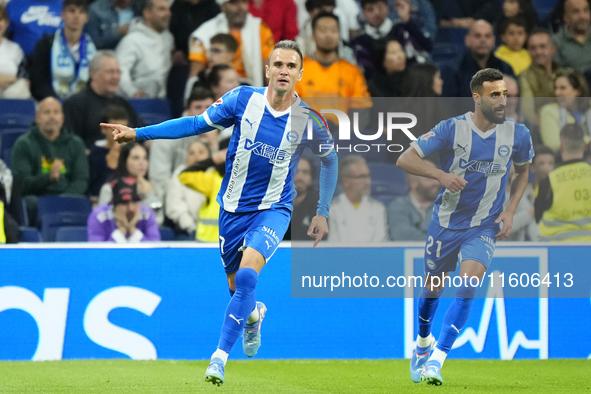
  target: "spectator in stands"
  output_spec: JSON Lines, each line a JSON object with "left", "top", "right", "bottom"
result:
{"left": 539, "top": 68, "right": 591, "bottom": 152}
{"left": 454, "top": 20, "right": 515, "bottom": 97}
{"left": 88, "top": 176, "right": 161, "bottom": 242}
{"left": 11, "top": 97, "right": 89, "bottom": 223}
{"left": 177, "top": 143, "right": 228, "bottom": 242}
{"left": 187, "top": 34, "right": 239, "bottom": 97}
{"left": 170, "top": 0, "right": 220, "bottom": 61}
{"left": 387, "top": 159, "right": 438, "bottom": 241}
{"left": 434, "top": 0, "right": 501, "bottom": 27}
{"left": 88, "top": 105, "right": 128, "bottom": 203}
{"left": 536, "top": 123, "right": 591, "bottom": 241}
{"left": 63, "top": 50, "right": 142, "bottom": 150}
{"left": 98, "top": 143, "right": 161, "bottom": 221}
{"left": 86, "top": 0, "right": 143, "bottom": 50}
{"left": 503, "top": 75, "right": 524, "bottom": 123}
{"left": 284, "top": 156, "right": 320, "bottom": 240}
{"left": 5, "top": 0, "right": 62, "bottom": 56}
{"left": 553, "top": 0, "right": 591, "bottom": 74}
{"left": 0, "top": 6, "right": 30, "bottom": 99}
{"left": 388, "top": 0, "right": 437, "bottom": 45}
{"left": 149, "top": 88, "right": 215, "bottom": 208}
{"left": 519, "top": 28, "right": 564, "bottom": 127}
{"left": 495, "top": 0, "right": 540, "bottom": 36}
{"left": 249, "top": 0, "right": 299, "bottom": 42}
{"left": 329, "top": 155, "right": 388, "bottom": 243}
{"left": 367, "top": 38, "right": 407, "bottom": 97}
{"left": 530, "top": 145, "right": 556, "bottom": 200}
{"left": 165, "top": 141, "right": 211, "bottom": 237}
{"left": 296, "top": 0, "right": 357, "bottom": 64}
{"left": 188, "top": 0, "right": 275, "bottom": 87}
{"left": 0, "top": 181, "right": 19, "bottom": 243}
{"left": 29, "top": 0, "right": 97, "bottom": 101}
{"left": 399, "top": 63, "right": 442, "bottom": 97}
{"left": 352, "top": 0, "right": 431, "bottom": 79}
{"left": 115, "top": 0, "right": 173, "bottom": 98}
{"left": 495, "top": 17, "right": 532, "bottom": 76}
{"left": 296, "top": 12, "right": 372, "bottom": 115}
{"left": 208, "top": 64, "right": 241, "bottom": 103}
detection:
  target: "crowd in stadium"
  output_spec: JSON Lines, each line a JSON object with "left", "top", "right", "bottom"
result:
{"left": 0, "top": 0, "right": 590, "bottom": 243}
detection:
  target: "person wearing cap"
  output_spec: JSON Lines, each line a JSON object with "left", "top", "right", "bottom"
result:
{"left": 87, "top": 177, "right": 161, "bottom": 242}
{"left": 188, "top": 0, "right": 275, "bottom": 87}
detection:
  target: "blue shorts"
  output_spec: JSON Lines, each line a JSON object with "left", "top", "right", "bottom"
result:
{"left": 218, "top": 207, "right": 291, "bottom": 274}
{"left": 423, "top": 220, "right": 500, "bottom": 275}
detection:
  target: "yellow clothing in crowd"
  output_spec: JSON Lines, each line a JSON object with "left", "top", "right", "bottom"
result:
{"left": 495, "top": 45, "right": 532, "bottom": 76}
{"left": 178, "top": 168, "right": 223, "bottom": 243}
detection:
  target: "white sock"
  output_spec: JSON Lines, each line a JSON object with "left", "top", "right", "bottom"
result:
{"left": 429, "top": 348, "right": 447, "bottom": 367}
{"left": 416, "top": 334, "right": 433, "bottom": 348}
{"left": 211, "top": 349, "right": 229, "bottom": 365}
{"left": 247, "top": 305, "right": 259, "bottom": 324}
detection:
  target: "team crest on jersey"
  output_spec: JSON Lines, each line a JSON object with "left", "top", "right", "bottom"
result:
{"left": 498, "top": 145, "right": 510, "bottom": 157}
{"left": 287, "top": 131, "right": 299, "bottom": 143}
{"left": 212, "top": 98, "right": 223, "bottom": 107}
{"left": 420, "top": 131, "right": 435, "bottom": 140}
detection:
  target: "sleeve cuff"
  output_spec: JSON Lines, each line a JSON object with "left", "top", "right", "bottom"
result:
{"left": 128, "top": 229, "right": 145, "bottom": 243}
{"left": 111, "top": 229, "right": 128, "bottom": 243}
{"left": 410, "top": 141, "right": 426, "bottom": 158}
{"left": 514, "top": 159, "right": 532, "bottom": 166}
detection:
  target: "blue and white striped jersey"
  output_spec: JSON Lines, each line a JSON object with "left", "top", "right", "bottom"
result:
{"left": 203, "top": 86, "right": 334, "bottom": 213}
{"left": 411, "top": 112, "right": 534, "bottom": 229}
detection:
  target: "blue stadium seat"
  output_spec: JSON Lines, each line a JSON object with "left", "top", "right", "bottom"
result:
{"left": 129, "top": 99, "right": 172, "bottom": 126}
{"left": 0, "top": 100, "right": 36, "bottom": 128}
{"left": 368, "top": 163, "right": 409, "bottom": 201}
{"left": 36, "top": 196, "right": 92, "bottom": 225}
{"left": 19, "top": 227, "right": 43, "bottom": 242}
{"left": 55, "top": 226, "right": 88, "bottom": 242}
{"left": 40, "top": 213, "right": 89, "bottom": 242}
{"left": 159, "top": 227, "right": 175, "bottom": 241}
{"left": 533, "top": 0, "right": 556, "bottom": 22}
{"left": 0, "top": 129, "right": 27, "bottom": 167}
{"left": 434, "top": 27, "right": 468, "bottom": 46}
{"left": 432, "top": 43, "right": 464, "bottom": 68}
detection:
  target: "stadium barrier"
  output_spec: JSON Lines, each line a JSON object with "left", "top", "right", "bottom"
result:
{"left": 0, "top": 243, "right": 589, "bottom": 361}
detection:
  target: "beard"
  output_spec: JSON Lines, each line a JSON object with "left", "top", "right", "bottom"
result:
{"left": 481, "top": 103, "right": 506, "bottom": 124}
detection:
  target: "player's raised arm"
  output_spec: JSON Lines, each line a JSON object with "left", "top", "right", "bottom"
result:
{"left": 397, "top": 147, "right": 467, "bottom": 193}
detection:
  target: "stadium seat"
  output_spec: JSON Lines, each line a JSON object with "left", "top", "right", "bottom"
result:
{"left": 434, "top": 27, "right": 468, "bottom": 46}
{"left": 368, "top": 163, "right": 409, "bottom": 201}
{"left": 19, "top": 227, "right": 43, "bottom": 242}
{"left": 55, "top": 226, "right": 88, "bottom": 242}
{"left": 40, "top": 213, "right": 89, "bottom": 242}
{"left": 129, "top": 99, "right": 172, "bottom": 126}
{"left": 0, "top": 129, "right": 27, "bottom": 167}
{"left": 36, "top": 195, "right": 92, "bottom": 225}
{"left": 159, "top": 227, "right": 175, "bottom": 241}
{"left": 0, "top": 100, "right": 36, "bottom": 128}
{"left": 533, "top": 0, "right": 556, "bottom": 22}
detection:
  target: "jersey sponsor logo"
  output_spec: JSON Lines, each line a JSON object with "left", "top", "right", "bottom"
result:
{"left": 262, "top": 226, "right": 280, "bottom": 243}
{"left": 459, "top": 158, "right": 502, "bottom": 176}
{"left": 498, "top": 145, "right": 510, "bottom": 157}
{"left": 480, "top": 235, "right": 495, "bottom": 245}
{"left": 20, "top": 6, "right": 61, "bottom": 26}
{"left": 212, "top": 98, "right": 223, "bottom": 107}
{"left": 420, "top": 131, "right": 435, "bottom": 140}
{"left": 244, "top": 138, "right": 287, "bottom": 164}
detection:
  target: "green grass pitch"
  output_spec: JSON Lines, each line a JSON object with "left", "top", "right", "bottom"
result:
{"left": 0, "top": 359, "right": 589, "bottom": 393}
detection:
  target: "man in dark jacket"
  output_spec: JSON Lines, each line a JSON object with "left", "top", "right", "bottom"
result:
{"left": 63, "top": 50, "right": 142, "bottom": 149}
{"left": 86, "top": 0, "right": 143, "bottom": 50}
{"left": 11, "top": 97, "right": 89, "bottom": 222}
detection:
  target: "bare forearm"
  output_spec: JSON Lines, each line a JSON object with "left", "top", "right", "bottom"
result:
{"left": 506, "top": 169, "right": 529, "bottom": 214}
{"left": 396, "top": 148, "right": 444, "bottom": 181}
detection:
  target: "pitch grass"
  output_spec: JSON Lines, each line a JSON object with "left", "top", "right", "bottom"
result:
{"left": 0, "top": 359, "right": 589, "bottom": 393}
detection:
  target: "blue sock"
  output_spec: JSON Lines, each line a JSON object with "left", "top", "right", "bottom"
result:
{"left": 218, "top": 268, "right": 258, "bottom": 353}
{"left": 436, "top": 279, "right": 478, "bottom": 353}
{"left": 229, "top": 288, "right": 235, "bottom": 297}
{"left": 417, "top": 286, "right": 443, "bottom": 340}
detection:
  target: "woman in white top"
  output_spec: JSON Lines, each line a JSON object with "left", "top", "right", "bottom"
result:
{"left": 0, "top": 6, "right": 30, "bottom": 98}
